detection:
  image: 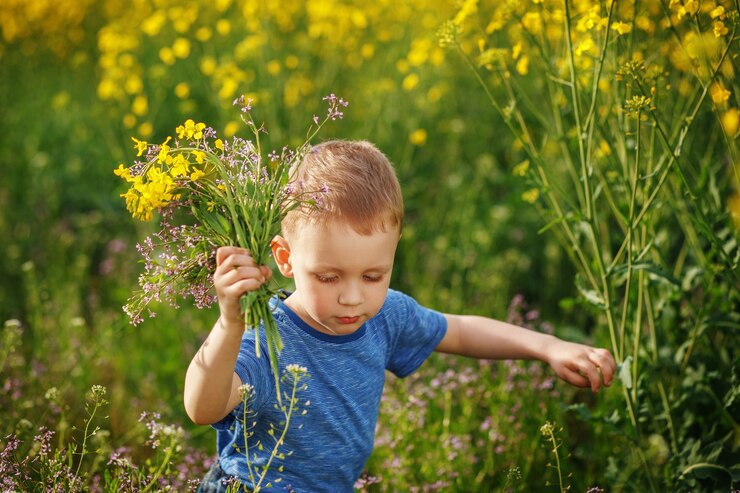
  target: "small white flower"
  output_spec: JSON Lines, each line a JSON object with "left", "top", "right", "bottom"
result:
{"left": 238, "top": 383, "right": 254, "bottom": 398}
{"left": 286, "top": 364, "right": 308, "bottom": 375}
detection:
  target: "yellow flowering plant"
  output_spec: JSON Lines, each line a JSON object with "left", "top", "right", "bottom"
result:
{"left": 440, "top": 0, "right": 738, "bottom": 489}
{"left": 115, "top": 94, "right": 348, "bottom": 396}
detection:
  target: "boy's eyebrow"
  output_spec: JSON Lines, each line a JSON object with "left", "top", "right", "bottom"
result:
{"left": 309, "top": 264, "right": 393, "bottom": 273}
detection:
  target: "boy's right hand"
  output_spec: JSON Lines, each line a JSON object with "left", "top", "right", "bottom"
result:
{"left": 213, "top": 247, "right": 272, "bottom": 330}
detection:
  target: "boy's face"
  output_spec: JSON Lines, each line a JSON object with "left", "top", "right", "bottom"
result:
{"left": 274, "top": 220, "right": 399, "bottom": 336}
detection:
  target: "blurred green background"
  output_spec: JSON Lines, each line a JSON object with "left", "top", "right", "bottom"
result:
{"left": 1, "top": 0, "right": 737, "bottom": 491}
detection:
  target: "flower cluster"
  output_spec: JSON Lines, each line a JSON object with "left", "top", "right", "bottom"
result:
{"left": 115, "top": 95, "right": 347, "bottom": 395}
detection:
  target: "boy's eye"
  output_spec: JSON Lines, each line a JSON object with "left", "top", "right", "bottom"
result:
{"left": 316, "top": 275, "right": 338, "bottom": 283}
{"left": 363, "top": 275, "right": 383, "bottom": 282}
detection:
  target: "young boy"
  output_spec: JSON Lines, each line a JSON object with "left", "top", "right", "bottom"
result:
{"left": 185, "top": 140, "right": 616, "bottom": 492}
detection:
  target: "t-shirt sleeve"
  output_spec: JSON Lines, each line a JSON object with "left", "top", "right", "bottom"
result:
{"left": 385, "top": 290, "right": 447, "bottom": 378}
{"left": 211, "top": 330, "right": 273, "bottom": 431}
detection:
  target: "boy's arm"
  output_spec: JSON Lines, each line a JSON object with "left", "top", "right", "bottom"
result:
{"left": 183, "top": 247, "right": 271, "bottom": 425}
{"left": 437, "top": 314, "right": 616, "bottom": 392}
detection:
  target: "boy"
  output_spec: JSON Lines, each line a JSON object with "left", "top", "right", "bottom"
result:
{"left": 185, "top": 140, "right": 616, "bottom": 492}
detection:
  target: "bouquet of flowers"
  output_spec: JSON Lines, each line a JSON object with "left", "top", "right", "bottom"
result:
{"left": 115, "top": 94, "right": 348, "bottom": 396}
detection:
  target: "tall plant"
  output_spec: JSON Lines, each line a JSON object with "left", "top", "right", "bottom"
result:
{"left": 440, "top": 0, "right": 739, "bottom": 490}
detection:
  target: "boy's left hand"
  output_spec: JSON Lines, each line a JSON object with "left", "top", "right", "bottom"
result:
{"left": 544, "top": 339, "right": 616, "bottom": 392}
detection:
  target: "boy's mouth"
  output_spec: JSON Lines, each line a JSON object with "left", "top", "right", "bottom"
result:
{"left": 336, "top": 316, "right": 360, "bottom": 324}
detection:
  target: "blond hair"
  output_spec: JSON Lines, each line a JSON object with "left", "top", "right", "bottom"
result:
{"left": 282, "top": 140, "right": 403, "bottom": 236}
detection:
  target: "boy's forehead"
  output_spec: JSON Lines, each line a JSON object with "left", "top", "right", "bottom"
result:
{"left": 288, "top": 214, "right": 402, "bottom": 238}
{"left": 289, "top": 219, "right": 399, "bottom": 262}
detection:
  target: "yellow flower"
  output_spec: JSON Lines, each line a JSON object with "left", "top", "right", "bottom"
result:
{"left": 267, "top": 60, "right": 281, "bottom": 75}
{"left": 611, "top": 22, "right": 632, "bottom": 35}
{"left": 196, "top": 27, "right": 212, "bottom": 42}
{"left": 515, "top": 55, "right": 529, "bottom": 75}
{"left": 710, "top": 6, "right": 726, "bottom": 19}
{"left": 575, "top": 37, "right": 596, "bottom": 57}
{"left": 521, "top": 12, "right": 542, "bottom": 34}
{"left": 191, "top": 150, "right": 206, "bottom": 164}
{"left": 224, "top": 121, "right": 240, "bottom": 137}
{"left": 453, "top": 0, "right": 478, "bottom": 26}
{"left": 123, "top": 114, "right": 136, "bottom": 129}
{"left": 409, "top": 129, "right": 427, "bottom": 146}
{"left": 521, "top": 188, "right": 540, "bottom": 203}
{"left": 576, "top": 7, "right": 604, "bottom": 32}
{"left": 169, "top": 154, "right": 190, "bottom": 177}
{"left": 512, "top": 41, "right": 522, "bottom": 60}
{"left": 159, "top": 46, "right": 176, "bottom": 65}
{"left": 122, "top": 175, "right": 170, "bottom": 222}
{"left": 216, "top": 19, "right": 231, "bottom": 35}
{"left": 138, "top": 122, "right": 154, "bottom": 138}
{"left": 172, "top": 38, "right": 191, "bottom": 59}
{"left": 486, "top": 14, "right": 505, "bottom": 34}
{"left": 402, "top": 73, "right": 420, "bottom": 91}
{"left": 721, "top": 108, "right": 739, "bottom": 136}
{"left": 141, "top": 11, "right": 166, "bottom": 37}
{"left": 713, "top": 21, "right": 729, "bottom": 38}
{"left": 190, "top": 168, "right": 206, "bottom": 181}
{"left": 512, "top": 159, "right": 529, "bottom": 176}
{"left": 132, "top": 95, "right": 148, "bottom": 116}
{"left": 710, "top": 83, "right": 731, "bottom": 105}
{"left": 200, "top": 56, "right": 217, "bottom": 76}
{"left": 215, "top": 138, "right": 224, "bottom": 151}
{"left": 176, "top": 119, "right": 207, "bottom": 140}
{"left": 219, "top": 78, "right": 239, "bottom": 100}
{"left": 131, "top": 137, "right": 148, "bottom": 157}
{"left": 125, "top": 75, "right": 143, "bottom": 95}
{"left": 175, "top": 82, "right": 190, "bottom": 99}
{"left": 729, "top": 193, "right": 740, "bottom": 229}
{"left": 676, "top": 0, "right": 699, "bottom": 20}
{"left": 158, "top": 136, "right": 172, "bottom": 163}
{"left": 361, "top": 43, "right": 374, "bottom": 59}
{"left": 114, "top": 164, "right": 135, "bottom": 182}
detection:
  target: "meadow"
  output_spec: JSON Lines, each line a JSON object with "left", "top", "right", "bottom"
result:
{"left": 1, "top": 0, "right": 738, "bottom": 491}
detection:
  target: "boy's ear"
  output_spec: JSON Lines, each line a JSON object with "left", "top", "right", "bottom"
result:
{"left": 271, "top": 235, "right": 293, "bottom": 278}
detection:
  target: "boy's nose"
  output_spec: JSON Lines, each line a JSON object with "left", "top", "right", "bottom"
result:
{"left": 338, "top": 283, "right": 363, "bottom": 306}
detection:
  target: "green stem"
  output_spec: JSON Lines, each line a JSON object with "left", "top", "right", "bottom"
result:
{"left": 620, "top": 112, "right": 642, "bottom": 361}
{"left": 657, "top": 381, "right": 679, "bottom": 456}
{"left": 73, "top": 401, "right": 100, "bottom": 479}
{"left": 632, "top": 266, "right": 644, "bottom": 398}
{"left": 253, "top": 376, "right": 300, "bottom": 492}
{"left": 141, "top": 443, "right": 175, "bottom": 493}
{"left": 562, "top": 0, "right": 591, "bottom": 221}
{"left": 545, "top": 426, "right": 566, "bottom": 493}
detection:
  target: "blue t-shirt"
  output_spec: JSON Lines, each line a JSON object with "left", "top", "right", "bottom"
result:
{"left": 212, "top": 289, "right": 447, "bottom": 492}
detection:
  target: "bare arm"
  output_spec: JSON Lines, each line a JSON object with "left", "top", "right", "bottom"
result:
{"left": 183, "top": 247, "right": 271, "bottom": 425}
{"left": 437, "top": 314, "right": 616, "bottom": 392}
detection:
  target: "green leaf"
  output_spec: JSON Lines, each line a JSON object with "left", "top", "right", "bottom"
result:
{"left": 618, "top": 356, "right": 633, "bottom": 390}
{"left": 611, "top": 261, "right": 681, "bottom": 286}
{"left": 575, "top": 274, "right": 606, "bottom": 308}
{"left": 193, "top": 203, "right": 232, "bottom": 240}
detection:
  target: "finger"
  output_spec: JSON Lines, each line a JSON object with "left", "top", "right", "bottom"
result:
{"left": 559, "top": 367, "right": 590, "bottom": 388}
{"left": 216, "top": 251, "right": 256, "bottom": 273}
{"left": 225, "top": 278, "right": 267, "bottom": 296}
{"left": 589, "top": 349, "right": 616, "bottom": 386}
{"left": 216, "top": 265, "right": 267, "bottom": 286}
{"left": 580, "top": 361, "right": 603, "bottom": 393}
{"left": 216, "top": 246, "right": 249, "bottom": 267}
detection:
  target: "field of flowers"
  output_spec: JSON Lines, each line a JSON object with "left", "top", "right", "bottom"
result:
{"left": 1, "top": 0, "right": 738, "bottom": 491}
